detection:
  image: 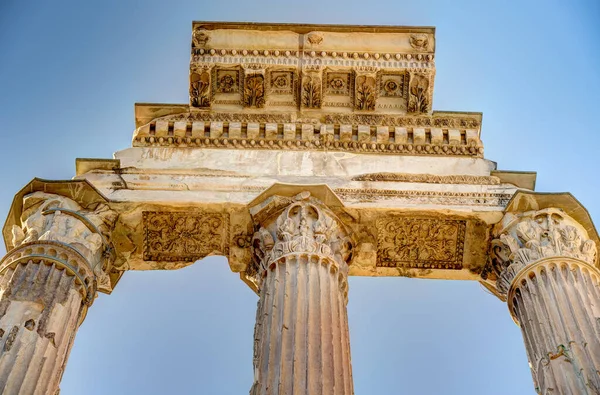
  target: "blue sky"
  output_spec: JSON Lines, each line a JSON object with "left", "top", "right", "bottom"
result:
{"left": 1, "top": 0, "right": 599, "bottom": 394}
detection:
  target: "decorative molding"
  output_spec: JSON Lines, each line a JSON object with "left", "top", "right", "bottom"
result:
{"left": 352, "top": 173, "right": 501, "bottom": 185}
{"left": 133, "top": 113, "right": 484, "bottom": 158}
{"left": 143, "top": 211, "right": 228, "bottom": 262}
{"left": 486, "top": 208, "right": 598, "bottom": 296}
{"left": 155, "top": 111, "right": 480, "bottom": 128}
{"left": 134, "top": 135, "right": 483, "bottom": 158}
{"left": 191, "top": 48, "right": 434, "bottom": 62}
{"left": 334, "top": 188, "right": 512, "bottom": 206}
{"left": 376, "top": 217, "right": 466, "bottom": 269}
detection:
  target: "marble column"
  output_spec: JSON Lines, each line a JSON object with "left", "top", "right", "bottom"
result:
{"left": 488, "top": 208, "right": 600, "bottom": 394}
{"left": 248, "top": 192, "right": 354, "bottom": 395}
{"left": 0, "top": 192, "right": 117, "bottom": 394}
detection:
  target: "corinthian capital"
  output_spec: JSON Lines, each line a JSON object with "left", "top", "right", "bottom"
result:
{"left": 489, "top": 208, "right": 598, "bottom": 296}
{"left": 247, "top": 191, "right": 353, "bottom": 290}
{"left": 8, "top": 192, "right": 118, "bottom": 294}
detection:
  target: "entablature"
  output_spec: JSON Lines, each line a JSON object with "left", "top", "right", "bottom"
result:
{"left": 189, "top": 22, "right": 436, "bottom": 115}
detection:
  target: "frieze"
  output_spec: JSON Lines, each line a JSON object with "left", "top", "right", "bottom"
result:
{"left": 191, "top": 48, "right": 434, "bottom": 63}
{"left": 377, "top": 217, "right": 466, "bottom": 269}
{"left": 134, "top": 135, "right": 483, "bottom": 158}
{"left": 151, "top": 111, "right": 480, "bottom": 129}
{"left": 322, "top": 114, "right": 480, "bottom": 128}
{"left": 143, "top": 211, "right": 229, "bottom": 262}
{"left": 334, "top": 188, "right": 512, "bottom": 207}
{"left": 352, "top": 173, "right": 501, "bottom": 185}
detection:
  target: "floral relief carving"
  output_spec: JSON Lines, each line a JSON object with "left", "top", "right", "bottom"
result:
{"left": 269, "top": 71, "right": 294, "bottom": 95}
{"left": 190, "top": 71, "right": 211, "bottom": 108}
{"left": 355, "top": 75, "right": 376, "bottom": 111}
{"left": 377, "top": 217, "right": 466, "bottom": 269}
{"left": 216, "top": 69, "right": 239, "bottom": 93}
{"left": 380, "top": 73, "right": 405, "bottom": 98}
{"left": 302, "top": 76, "right": 322, "bottom": 109}
{"left": 244, "top": 74, "right": 265, "bottom": 108}
{"left": 407, "top": 74, "right": 429, "bottom": 113}
{"left": 487, "top": 209, "right": 598, "bottom": 296}
{"left": 325, "top": 72, "right": 352, "bottom": 96}
{"left": 248, "top": 192, "right": 353, "bottom": 283}
{"left": 143, "top": 211, "right": 228, "bottom": 262}
{"left": 352, "top": 173, "right": 501, "bottom": 185}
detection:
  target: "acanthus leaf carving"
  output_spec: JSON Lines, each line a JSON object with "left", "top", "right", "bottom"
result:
{"left": 243, "top": 73, "right": 266, "bottom": 108}
{"left": 302, "top": 76, "right": 322, "bottom": 109}
{"left": 487, "top": 208, "right": 598, "bottom": 296}
{"left": 143, "top": 211, "right": 228, "bottom": 262}
{"left": 9, "top": 191, "right": 118, "bottom": 294}
{"left": 247, "top": 192, "right": 353, "bottom": 287}
{"left": 407, "top": 73, "right": 429, "bottom": 113}
{"left": 377, "top": 217, "right": 466, "bottom": 269}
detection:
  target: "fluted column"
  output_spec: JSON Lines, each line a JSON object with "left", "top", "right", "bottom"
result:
{"left": 488, "top": 208, "right": 600, "bottom": 394}
{"left": 0, "top": 192, "right": 117, "bottom": 394}
{"left": 248, "top": 191, "right": 354, "bottom": 395}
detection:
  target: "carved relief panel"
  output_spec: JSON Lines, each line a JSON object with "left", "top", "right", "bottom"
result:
{"left": 322, "top": 70, "right": 354, "bottom": 109}
{"left": 376, "top": 217, "right": 466, "bottom": 269}
{"left": 143, "top": 211, "right": 229, "bottom": 262}
{"left": 211, "top": 67, "right": 243, "bottom": 107}
{"left": 354, "top": 70, "right": 378, "bottom": 111}
{"left": 301, "top": 66, "right": 322, "bottom": 110}
{"left": 190, "top": 66, "right": 212, "bottom": 108}
{"left": 377, "top": 72, "right": 408, "bottom": 112}
{"left": 267, "top": 69, "right": 297, "bottom": 107}
{"left": 407, "top": 73, "right": 431, "bottom": 114}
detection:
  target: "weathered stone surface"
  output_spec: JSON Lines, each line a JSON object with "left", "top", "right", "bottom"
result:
{"left": 0, "top": 192, "right": 117, "bottom": 395}
{"left": 248, "top": 192, "right": 353, "bottom": 395}
{"left": 486, "top": 208, "right": 600, "bottom": 394}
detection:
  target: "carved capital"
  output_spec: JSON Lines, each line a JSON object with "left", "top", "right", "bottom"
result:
{"left": 6, "top": 192, "right": 118, "bottom": 295}
{"left": 246, "top": 192, "right": 353, "bottom": 290}
{"left": 488, "top": 208, "right": 598, "bottom": 296}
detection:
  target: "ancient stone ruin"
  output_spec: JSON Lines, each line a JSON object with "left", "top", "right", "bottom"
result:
{"left": 1, "top": 22, "right": 599, "bottom": 394}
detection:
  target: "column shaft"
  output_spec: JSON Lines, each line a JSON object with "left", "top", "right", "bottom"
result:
{"left": 247, "top": 192, "right": 355, "bottom": 395}
{"left": 0, "top": 191, "right": 117, "bottom": 394}
{"left": 509, "top": 258, "right": 600, "bottom": 394}
{"left": 253, "top": 254, "right": 352, "bottom": 395}
{"left": 0, "top": 260, "right": 83, "bottom": 395}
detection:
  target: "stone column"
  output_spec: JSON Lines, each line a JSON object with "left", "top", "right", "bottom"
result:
{"left": 248, "top": 192, "right": 354, "bottom": 395}
{"left": 488, "top": 208, "right": 600, "bottom": 394}
{"left": 0, "top": 192, "right": 117, "bottom": 394}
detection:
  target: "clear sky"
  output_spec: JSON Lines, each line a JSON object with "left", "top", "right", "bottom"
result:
{"left": 1, "top": 1, "right": 599, "bottom": 394}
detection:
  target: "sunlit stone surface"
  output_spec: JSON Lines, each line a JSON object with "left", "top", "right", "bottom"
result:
{"left": 0, "top": 22, "right": 597, "bottom": 394}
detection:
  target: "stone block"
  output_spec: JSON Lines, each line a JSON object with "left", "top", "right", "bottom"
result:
{"left": 210, "top": 122, "right": 224, "bottom": 139}
{"left": 302, "top": 124, "right": 314, "bottom": 140}
{"left": 340, "top": 125, "right": 353, "bottom": 141}
{"left": 265, "top": 123, "right": 278, "bottom": 140}
{"left": 247, "top": 123, "right": 260, "bottom": 139}
{"left": 448, "top": 129, "right": 461, "bottom": 145}
{"left": 394, "top": 127, "right": 408, "bottom": 144}
{"left": 413, "top": 128, "right": 426, "bottom": 144}
{"left": 283, "top": 123, "right": 296, "bottom": 140}
{"left": 229, "top": 122, "right": 242, "bottom": 138}
{"left": 173, "top": 121, "right": 188, "bottom": 137}
{"left": 357, "top": 125, "right": 370, "bottom": 142}
{"left": 431, "top": 128, "right": 443, "bottom": 145}
{"left": 376, "top": 126, "right": 389, "bottom": 143}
